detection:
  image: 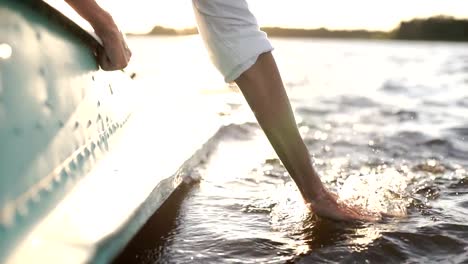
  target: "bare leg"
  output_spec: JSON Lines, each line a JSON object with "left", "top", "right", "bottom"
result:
{"left": 235, "top": 52, "right": 379, "bottom": 221}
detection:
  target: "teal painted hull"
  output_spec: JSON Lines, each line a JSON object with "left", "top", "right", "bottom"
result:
{"left": 0, "top": 1, "right": 223, "bottom": 263}
{"left": 0, "top": 0, "right": 132, "bottom": 261}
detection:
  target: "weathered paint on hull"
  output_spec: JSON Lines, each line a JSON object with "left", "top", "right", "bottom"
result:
{"left": 0, "top": 0, "right": 133, "bottom": 261}
{"left": 1, "top": 1, "right": 224, "bottom": 264}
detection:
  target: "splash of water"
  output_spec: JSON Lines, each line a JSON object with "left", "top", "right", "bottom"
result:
{"left": 338, "top": 169, "right": 412, "bottom": 217}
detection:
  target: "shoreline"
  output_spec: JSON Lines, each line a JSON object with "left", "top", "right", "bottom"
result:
{"left": 128, "top": 16, "right": 468, "bottom": 42}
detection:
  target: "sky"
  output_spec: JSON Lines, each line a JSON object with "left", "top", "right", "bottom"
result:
{"left": 54, "top": 0, "right": 468, "bottom": 33}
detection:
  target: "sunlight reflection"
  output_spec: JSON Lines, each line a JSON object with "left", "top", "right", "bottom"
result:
{"left": 298, "top": 126, "right": 309, "bottom": 136}
{"left": 352, "top": 123, "right": 373, "bottom": 133}
{"left": 295, "top": 244, "right": 311, "bottom": 255}
{"left": 313, "top": 130, "right": 328, "bottom": 141}
{"left": 332, "top": 113, "right": 359, "bottom": 124}
{"left": 347, "top": 225, "right": 384, "bottom": 251}
{"left": 322, "top": 157, "right": 350, "bottom": 184}
{"left": 339, "top": 169, "right": 411, "bottom": 217}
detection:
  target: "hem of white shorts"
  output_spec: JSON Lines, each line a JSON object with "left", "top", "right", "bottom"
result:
{"left": 224, "top": 47, "right": 274, "bottom": 83}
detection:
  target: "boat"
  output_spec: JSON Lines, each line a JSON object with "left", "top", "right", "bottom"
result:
{"left": 0, "top": 0, "right": 221, "bottom": 263}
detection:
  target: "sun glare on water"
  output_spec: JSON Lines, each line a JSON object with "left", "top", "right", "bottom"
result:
{"left": 338, "top": 168, "right": 412, "bottom": 217}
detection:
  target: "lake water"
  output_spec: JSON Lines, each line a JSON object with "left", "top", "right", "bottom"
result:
{"left": 115, "top": 36, "right": 468, "bottom": 263}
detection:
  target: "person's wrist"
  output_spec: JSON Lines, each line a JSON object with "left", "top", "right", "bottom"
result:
{"left": 88, "top": 9, "right": 117, "bottom": 36}
{"left": 306, "top": 185, "right": 328, "bottom": 204}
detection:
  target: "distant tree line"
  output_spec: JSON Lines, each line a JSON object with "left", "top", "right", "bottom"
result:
{"left": 260, "top": 27, "right": 387, "bottom": 39}
{"left": 138, "top": 16, "right": 468, "bottom": 42}
{"left": 392, "top": 16, "right": 468, "bottom": 41}
{"left": 128, "top": 26, "right": 199, "bottom": 36}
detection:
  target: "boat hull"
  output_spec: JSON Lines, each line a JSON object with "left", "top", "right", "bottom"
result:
{"left": 0, "top": 0, "right": 133, "bottom": 261}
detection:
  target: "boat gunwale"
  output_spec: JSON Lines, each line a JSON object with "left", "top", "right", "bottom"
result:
{"left": 25, "top": 0, "right": 102, "bottom": 53}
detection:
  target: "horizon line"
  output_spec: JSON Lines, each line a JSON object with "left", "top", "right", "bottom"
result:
{"left": 124, "top": 14, "right": 468, "bottom": 34}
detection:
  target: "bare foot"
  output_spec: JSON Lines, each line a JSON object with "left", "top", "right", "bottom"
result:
{"left": 307, "top": 189, "right": 381, "bottom": 222}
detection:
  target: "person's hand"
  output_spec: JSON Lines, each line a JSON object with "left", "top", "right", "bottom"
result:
{"left": 64, "top": 0, "right": 132, "bottom": 71}
{"left": 93, "top": 21, "right": 132, "bottom": 71}
{"left": 307, "top": 188, "right": 381, "bottom": 222}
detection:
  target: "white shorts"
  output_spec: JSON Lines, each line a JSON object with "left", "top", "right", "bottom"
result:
{"left": 192, "top": 0, "right": 273, "bottom": 83}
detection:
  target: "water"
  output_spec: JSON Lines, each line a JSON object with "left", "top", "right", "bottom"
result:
{"left": 116, "top": 36, "right": 468, "bottom": 263}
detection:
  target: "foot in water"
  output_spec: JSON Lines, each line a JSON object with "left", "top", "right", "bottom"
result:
{"left": 307, "top": 189, "right": 382, "bottom": 222}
